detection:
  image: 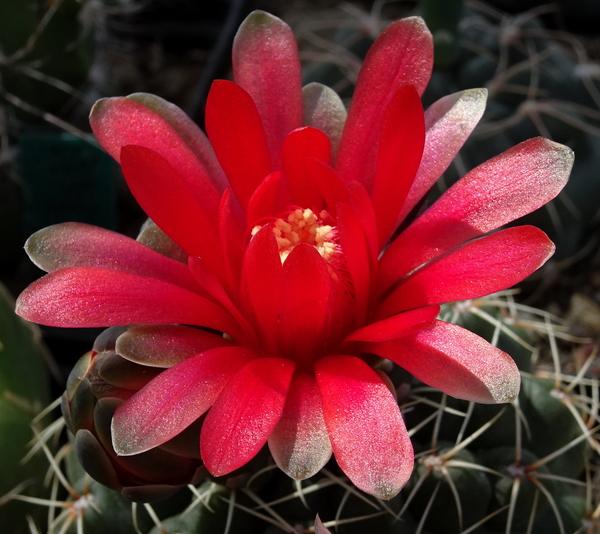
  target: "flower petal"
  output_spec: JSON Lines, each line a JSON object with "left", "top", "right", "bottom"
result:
{"left": 346, "top": 181, "right": 379, "bottom": 261}
{"left": 315, "top": 355, "right": 413, "bottom": 499}
{"left": 25, "top": 222, "right": 198, "bottom": 291}
{"left": 336, "top": 203, "right": 372, "bottom": 325}
{"left": 378, "top": 226, "right": 555, "bottom": 317}
{"left": 302, "top": 83, "right": 347, "bottom": 158}
{"left": 242, "top": 226, "right": 282, "bottom": 356}
{"left": 219, "top": 187, "right": 247, "bottom": 293}
{"left": 201, "top": 357, "right": 295, "bottom": 476}
{"left": 15, "top": 267, "right": 239, "bottom": 336}
{"left": 90, "top": 95, "right": 223, "bottom": 218}
{"left": 247, "top": 171, "right": 288, "bottom": 228}
{"left": 282, "top": 126, "right": 331, "bottom": 209}
{"left": 335, "top": 17, "right": 433, "bottom": 187}
{"left": 369, "top": 321, "right": 520, "bottom": 403}
{"left": 399, "top": 88, "right": 488, "bottom": 223}
{"left": 344, "top": 305, "right": 439, "bottom": 343}
{"left": 279, "top": 244, "right": 331, "bottom": 365}
{"left": 303, "top": 160, "right": 349, "bottom": 219}
{"left": 120, "top": 145, "right": 223, "bottom": 271}
{"left": 124, "top": 92, "right": 227, "bottom": 190}
{"left": 115, "top": 325, "right": 231, "bottom": 368}
{"left": 379, "top": 137, "right": 574, "bottom": 290}
{"left": 111, "top": 346, "right": 257, "bottom": 455}
{"left": 205, "top": 80, "right": 272, "bottom": 208}
{"left": 269, "top": 372, "right": 332, "bottom": 480}
{"left": 136, "top": 221, "right": 188, "bottom": 264}
{"left": 371, "top": 84, "right": 425, "bottom": 247}
{"left": 233, "top": 11, "right": 303, "bottom": 167}
{"left": 188, "top": 255, "right": 256, "bottom": 345}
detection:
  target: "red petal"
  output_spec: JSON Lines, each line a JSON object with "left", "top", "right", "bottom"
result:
{"left": 378, "top": 226, "right": 555, "bottom": 317}
{"left": 379, "top": 137, "right": 574, "bottom": 290}
{"left": 399, "top": 88, "right": 487, "bottom": 223}
{"left": 347, "top": 181, "right": 379, "bottom": 260}
{"left": 205, "top": 80, "right": 272, "bottom": 208}
{"left": 370, "top": 321, "right": 520, "bottom": 403}
{"left": 187, "top": 256, "right": 255, "bottom": 345}
{"left": 268, "top": 372, "right": 332, "bottom": 480}
{"left": 232, "top": 11, "right": 303, "bottom": 168}
{"left": 16, "top": 267, "right": 239, "bottom": 336}
{"left": 111, "top": 346, "right": 257, "bottom": 455}
{"left": 116, "top": 325, "right": 231, "bottom": 367}
{"left": 90, "top": 95, "right": 223, "bottom": 217}
{"left": 315, "top": 355, "right": 413, "bottom": 499}
{"left": 201, "top": 357, "right": 295, "bottom": 476}
{"left": 279, "top": 244, "right": 331, "bottom": 365}
{"left": 336, "top": 204, "right": 372, "bottom": 325}
{"left": 242, "top": 226, "right": 282, "bottom": 356}
{"left": 120, "top": 145, "right": 223, "bottom": 272}
{"left": 371, "top": 85, "right": 425, "bottom": 247}
{"left": 344, "top": 305, "right": 439, "bottom": 343}
{"left": 25, "top": 222, "right": 198, "bottom": 291}
{"left": 246, "top": 171, "right": 287, "bottom": 228}
{"left": 281, "top": 127, "right": 331, "bottom": 209}
{"left": 335, "top": 17, "right": 433, "bottom": 188}
{"left": 219, "top": 188, "right": 247, "bottom": 294}
{"left": 303, "top": 159, "right": 349, "bottom": 218}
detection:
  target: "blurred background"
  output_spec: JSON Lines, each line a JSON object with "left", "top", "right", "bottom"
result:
{"left": 1, "top": 0, "right": 599, "bottom": 532}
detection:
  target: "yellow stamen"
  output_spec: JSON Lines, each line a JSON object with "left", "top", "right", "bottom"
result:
{"left": 252, "top": 208, "right": 337, "bottom": 263}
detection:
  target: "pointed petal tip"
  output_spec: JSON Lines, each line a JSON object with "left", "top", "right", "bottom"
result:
{"left": 541, "top": 136, "right": 575, "bottom": 174}
{"left": 236, "top": 10, "right": 290, "bottom": 39}
{"left": 486, "top": 365, "right": 521, "bottom": 404}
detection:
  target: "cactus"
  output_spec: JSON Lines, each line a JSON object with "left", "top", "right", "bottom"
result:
{"left": 6, "top": 288, "right": 597, "bottom": 534}
{"left": 5, "top": 2, "right": 600, "bottom": 534}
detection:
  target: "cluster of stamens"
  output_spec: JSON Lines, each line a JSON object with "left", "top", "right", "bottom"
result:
{"left": 252, "top": 208, "right": 338, "bottom": 263}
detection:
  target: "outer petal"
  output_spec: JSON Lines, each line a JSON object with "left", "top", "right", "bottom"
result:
{"left": 399, "top": 88, "right": 488, "bottom": 223}
{"left": 90, "top": 95, "right": 223, "bottom": 218}
{"left": 344, "top": 305, "right": 439, "bottom": 343}
{"left": 120, "top": 145, "right": 223, "bottom": 271}
{"left": 111, "top": 346, "right": 257, "bottom": 455}
{"left": 379, "top": 138, "right": 574, "bottom": 290}
{"left": 369, "top": 321, "right": 520, "bottom": 403}
{"left": 115, "top": 325, "right": 231, "bottom": 368}
{"left": 302, "top": 83, "right": 347, "bottom": 158}
{"left": 15, "top": 267, "right": 240, "bottom": 337}
{"left": 201, "top": 357, "right": 295, "bottom": 476}
{"left": 188, "top": 256, "right": 256, "bottom": 345}
{"left": 268, "top": 372, "right": 332, "bottom": 480}
{"left": 371, "top": 84, "right": 425, "bottom": 247}
{"left": 378, "top": 226, "right": 555, "bottom": 318}
{"left": 25, "top": 222, "right": 198, "bottom": 291}
{"left": 205, "top": 80, "right": 272, "bottom": 209}
{"left": 335, "top": 17, "right": 433, "bottom": 187}
{"left": 232, "top": 11, "right": 303, "bottom": 167}
{"left": 315, "top": 355, "right": 413, "bottom": 499}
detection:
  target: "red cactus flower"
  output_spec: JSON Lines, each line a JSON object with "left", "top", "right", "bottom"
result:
{"left": 16, "top": 11, "right": 573, "bottom": 499}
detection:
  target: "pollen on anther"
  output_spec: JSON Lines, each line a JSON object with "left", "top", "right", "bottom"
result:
{"left": 252, "top": 208, "right": 338, "bottom": 263}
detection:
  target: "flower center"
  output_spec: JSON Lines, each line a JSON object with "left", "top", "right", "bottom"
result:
{"left": 253, "top": 208, "right": 337, "bottom": 263}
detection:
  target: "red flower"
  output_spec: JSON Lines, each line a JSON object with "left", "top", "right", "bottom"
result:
{"left": 16, "top": 11, "right": 573, "bottom": 499}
